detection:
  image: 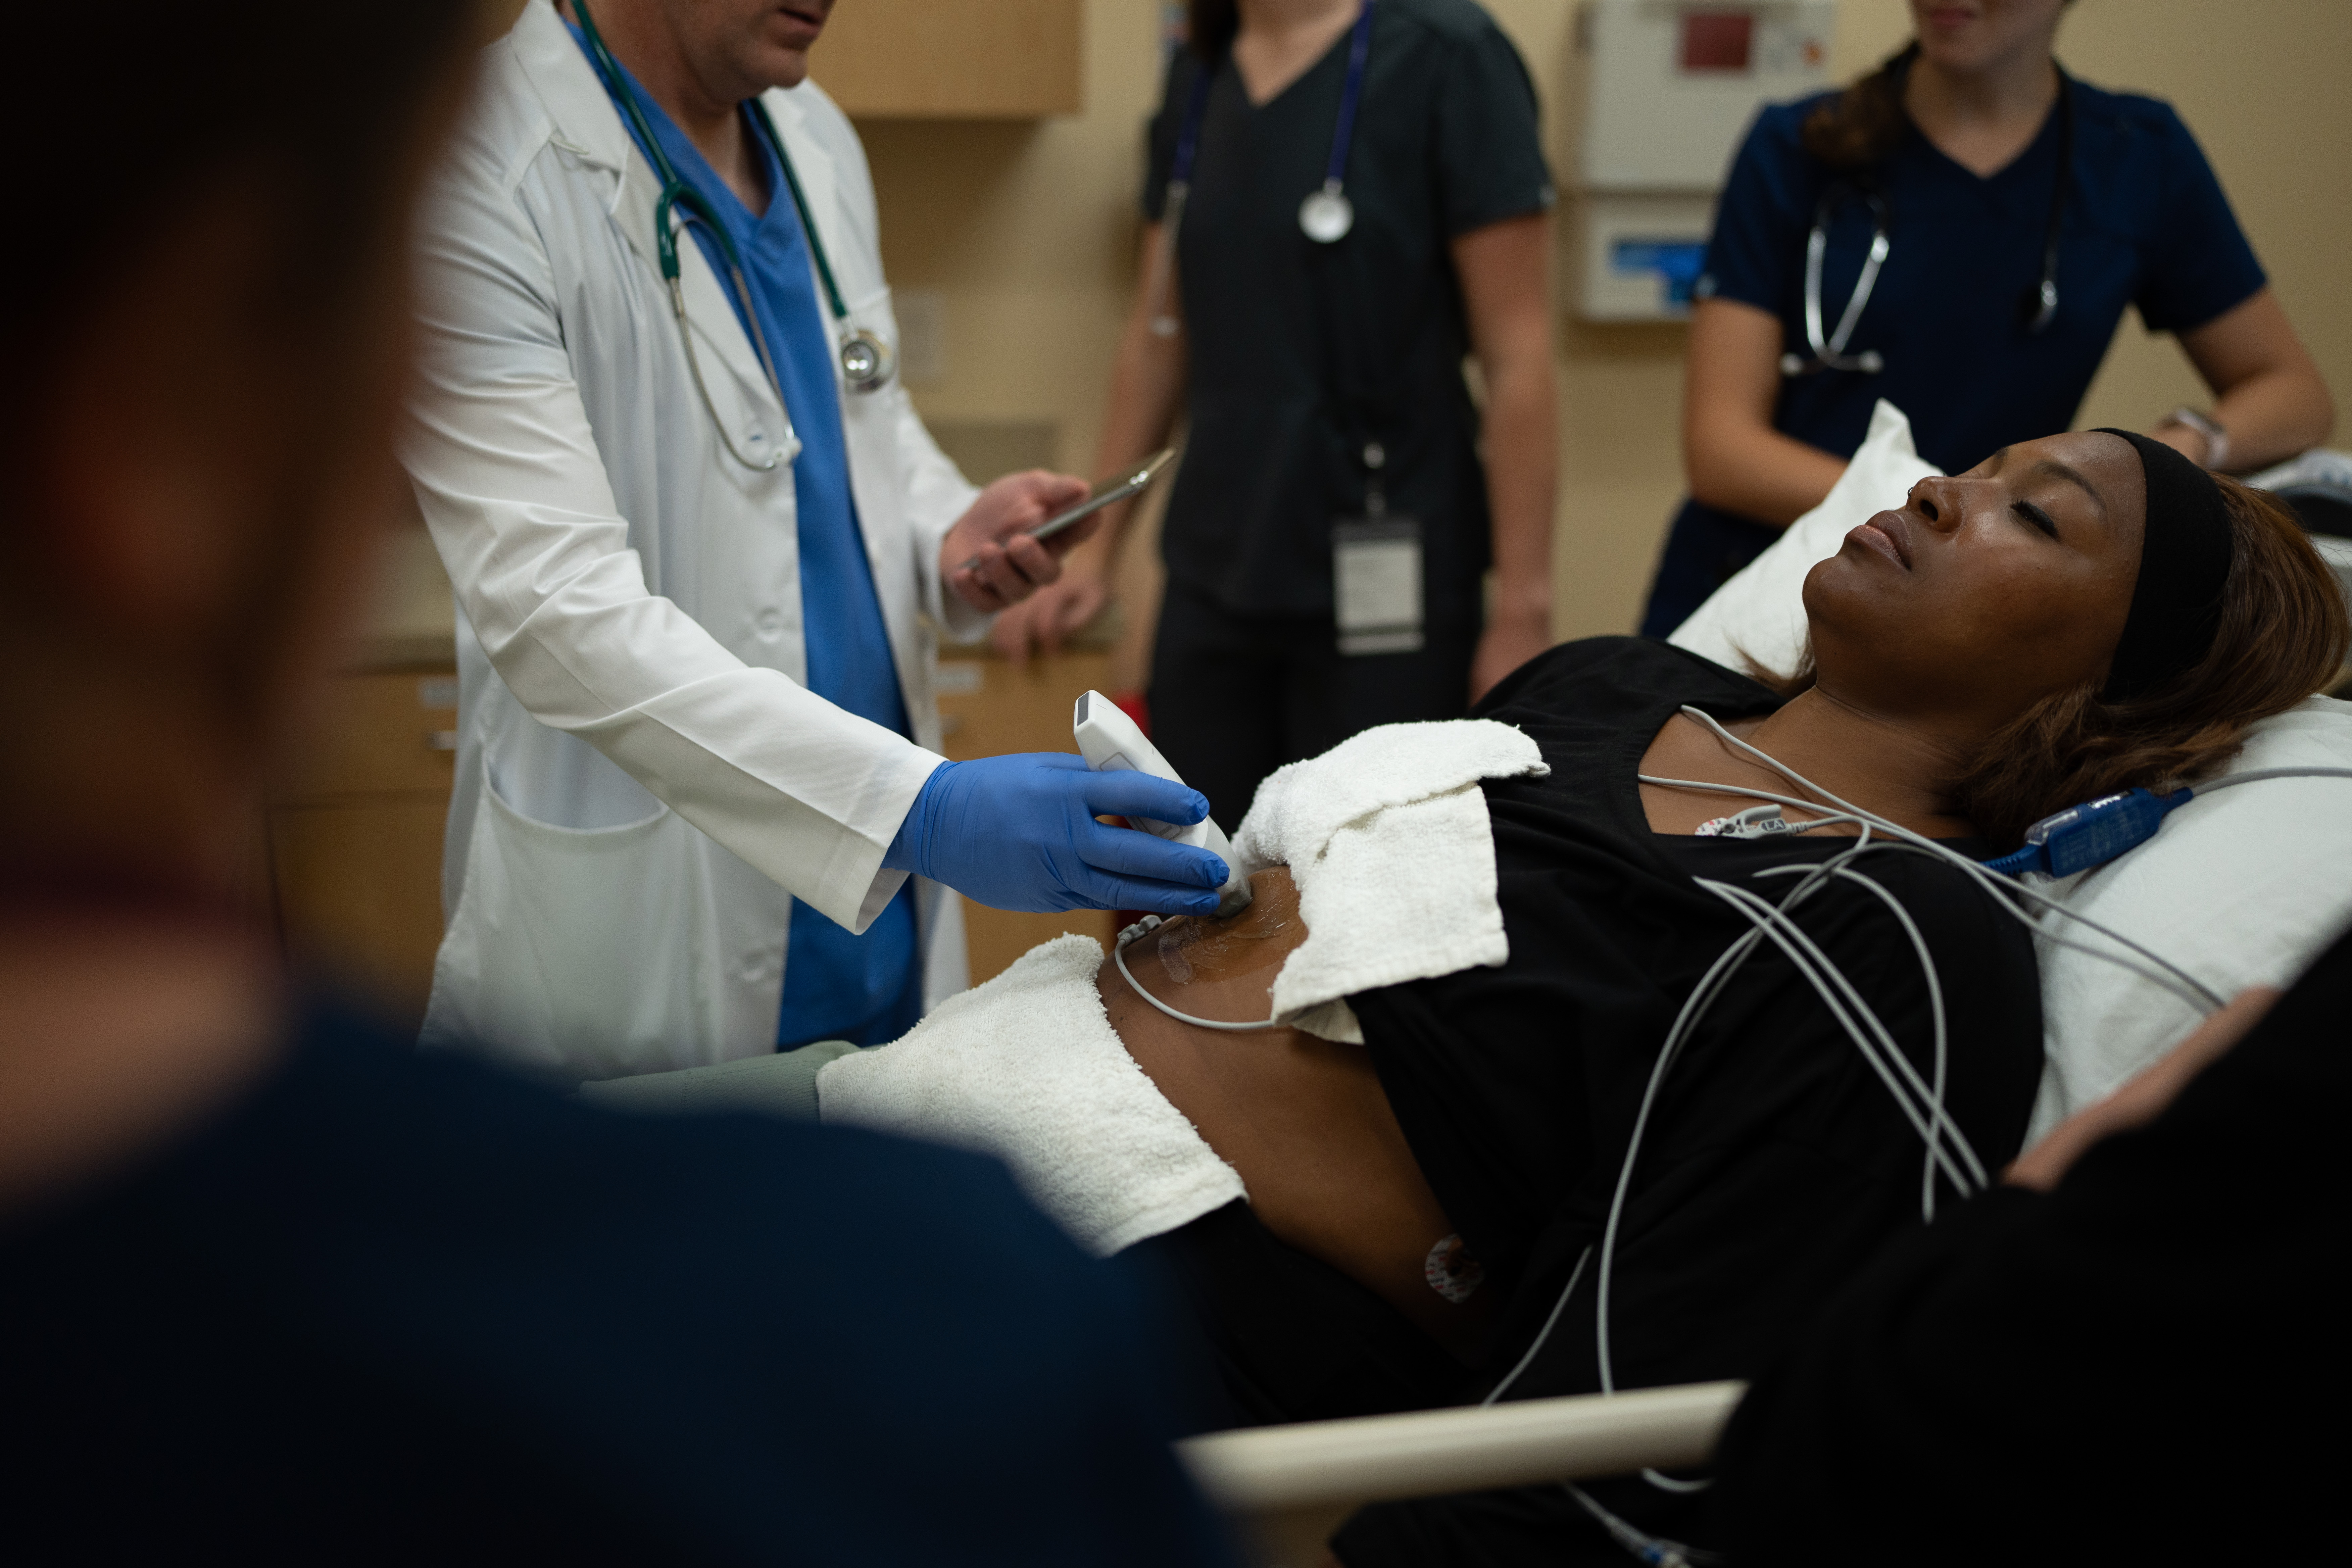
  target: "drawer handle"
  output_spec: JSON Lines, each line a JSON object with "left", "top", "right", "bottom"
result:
{"left": 426, "top": 731, "right": 458, "bottom": 753}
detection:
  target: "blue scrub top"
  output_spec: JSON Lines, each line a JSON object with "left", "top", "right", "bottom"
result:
{"left": 574, "top": 34, "right": 923, "bottom": 1049}
{"left": 1700, "top": 75, "right": 2266, "bottom": 477}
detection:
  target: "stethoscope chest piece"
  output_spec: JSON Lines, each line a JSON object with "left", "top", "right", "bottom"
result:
{"left": 1299, "top": 180, "right": 1355, "bottom": 244}
{"left": 838, "top": 327, "right": 894, "bottom": 395}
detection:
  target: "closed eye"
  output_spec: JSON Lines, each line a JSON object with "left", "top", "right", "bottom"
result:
{"left": 2012, "top": 499, "right": 2060, "bottom": 539}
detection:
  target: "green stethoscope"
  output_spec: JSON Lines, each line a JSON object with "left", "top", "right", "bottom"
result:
{"left": 573, "top": 0, "right": 894, "bottom": 474}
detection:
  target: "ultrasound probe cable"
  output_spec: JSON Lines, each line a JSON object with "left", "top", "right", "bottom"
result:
{"left": 1541, "top": 713, "right": 2349, "bottom": 1546}
{"left": 1111, "top": 915, "right": 1284, "bottom": 1032}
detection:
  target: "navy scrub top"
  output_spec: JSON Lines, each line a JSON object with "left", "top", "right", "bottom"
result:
{"left": 1642, "top": 75, "right": 2266, "bottom": 637}
{"left": 1704, "top": 75, "right": 2265, "bottom": 476}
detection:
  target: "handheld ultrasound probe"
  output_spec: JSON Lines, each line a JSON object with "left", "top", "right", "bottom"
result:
{"left": 1072, "top": 691, "right": 1254, "bottom": 918}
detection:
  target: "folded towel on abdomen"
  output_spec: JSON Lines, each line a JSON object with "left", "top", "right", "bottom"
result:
{"left": 816, "top": 719, "right": 1547, "bottom": 1254}
{"left": 1237, "top": 719, "right": 1547, "bottom": 1040}
{"left": 816, "top": 934, "right": 1245, "bottom": 1257}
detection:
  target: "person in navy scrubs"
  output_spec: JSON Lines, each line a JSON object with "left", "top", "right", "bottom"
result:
{"left": 1642, "top": 0, "right": 2335, "bottom": 637}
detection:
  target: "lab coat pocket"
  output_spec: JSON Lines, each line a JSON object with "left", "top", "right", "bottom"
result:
{"left": 420, "top": 760, "right": 730, "bottom": 1080}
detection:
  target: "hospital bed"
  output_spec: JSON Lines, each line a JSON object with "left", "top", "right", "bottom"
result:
{"left": 586, "top": 417, "right": 2352, "bottom": 1563}
{"left": 1178, "top": 1381, "right": 1742, "bottom": 1566}
{"left": 1171, "top": 436, "right": 2352, "bottom": 1567}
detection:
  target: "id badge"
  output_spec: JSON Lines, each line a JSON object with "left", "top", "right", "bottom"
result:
{"left": 1332, "top": 517, "right": 1424, "bottom": 655}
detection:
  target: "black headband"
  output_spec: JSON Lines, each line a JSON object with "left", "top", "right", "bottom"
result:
{"left": 2094, "top": 428, "right": 2235, "bottom": 702}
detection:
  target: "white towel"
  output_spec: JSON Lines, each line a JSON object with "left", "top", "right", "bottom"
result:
{"left": 816, "top": 934, "right": 1246, "bottom": 1257}
{"left": 816, "top": 719, "right": 1543, "bottom": 1256}
{"left": 1234, "top": 719, "right": 1549, "bottom": 1037}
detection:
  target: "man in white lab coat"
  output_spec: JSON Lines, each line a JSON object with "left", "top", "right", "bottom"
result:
{"left": 404, "top": 0, "right": 1227, "bottom": 1079}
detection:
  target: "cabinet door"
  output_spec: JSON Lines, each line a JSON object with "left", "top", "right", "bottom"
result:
{"left": 269, "top": 797, "right": 450, "bottom": 1034}
{"left": 274, "top": 672, "right": 458, "bottom": 800}
{"left": 267, "top": 669, "right": 457, "bottom": 1032}
{"left": 812, "top": 0, "right": 1081, "bottom": 117}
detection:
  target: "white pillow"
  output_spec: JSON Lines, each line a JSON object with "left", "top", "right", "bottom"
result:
{"left": 2026, "top": 698, "right": 2352, "bottom": 1140}
{"left": 1662, "top": 400, "right": 2352, "bottom": 1146}
{"left": 1668, "top": 398, "right": 1941, "bottom": 675}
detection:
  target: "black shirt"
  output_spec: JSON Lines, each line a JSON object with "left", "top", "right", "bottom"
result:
{"left": 1337, "top": 638, "right": 2045, "bottom": 1564}
{"left": 1713, "top": 923, "right": 2352, "bottom": 1568}
{"left": 1144, "top": 0, "right": 1551, "bottom": 621}
{"left": 0, "top": 999, "right": 1232, "bottom": 1567}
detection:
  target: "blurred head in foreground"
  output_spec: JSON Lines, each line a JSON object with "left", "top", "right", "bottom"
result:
{"left": 0, "top": 19, "right": 1237, "bottom": 1567}
{"left": 0, "top": 4, "right": 475, "bottom": 897}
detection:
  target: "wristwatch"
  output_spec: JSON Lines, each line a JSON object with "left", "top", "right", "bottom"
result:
{"left": 2160, "top": 406, "right": 2230, "bottom": 471}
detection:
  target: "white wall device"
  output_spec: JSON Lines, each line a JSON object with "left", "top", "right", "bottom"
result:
{"left": 1572, "top": 1, "right": 1837, "bottom": 322}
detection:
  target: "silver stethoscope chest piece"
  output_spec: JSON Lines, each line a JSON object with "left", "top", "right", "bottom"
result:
{"left": 838, "top": 327, "right": 894, "bottom": 395}
{"left": 1162, "top": 3, "right": 1376, "bottom": 258}
{"left": 1779, "top": 74, "right": 2076, "bottom": 380}
{"left": 1299, "top": 180, "right": 1355, "bottom": 244}
{"left": 1301, "top": 3, "right": 1377, "bottom": 245}
{"left": 575, "top": 0, "right": 892, "bottom": 461}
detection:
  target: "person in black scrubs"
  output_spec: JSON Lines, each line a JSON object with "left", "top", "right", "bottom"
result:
{"left": 993, "top": 0, "right": 1560, "bottom": 830}
{"left": 1642, "top": 0, "right": 2335, "bottom": 637}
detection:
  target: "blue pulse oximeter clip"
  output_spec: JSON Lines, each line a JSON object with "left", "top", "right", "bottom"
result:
{"left": 1983, "top": 786, "right": 2193, "bottom": 879}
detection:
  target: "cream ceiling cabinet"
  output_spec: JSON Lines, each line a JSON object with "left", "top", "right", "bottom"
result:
{"left": 813, "top": 0, "right": 1082, "bottom": 118}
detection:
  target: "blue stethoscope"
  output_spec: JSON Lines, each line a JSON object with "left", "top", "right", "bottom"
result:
{"left": 573, "top": 0, "right": 891, "bottom": 474}
{"left": 1149, "top": 0, "right": 1376, "bottom": 336}
{"left": 1779, "top": 72, "right": 2075, "bottom": 378}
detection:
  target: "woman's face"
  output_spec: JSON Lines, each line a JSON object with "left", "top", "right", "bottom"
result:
{"left": 1803, "top": 431, "right": 2146, "bottom": 733}
{"left": 1908, "top": 0, "right": 2068, "bottom": 75}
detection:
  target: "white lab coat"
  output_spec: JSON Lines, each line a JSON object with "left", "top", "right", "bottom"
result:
{"left": 402, "top": 0, "right": 977, "bottom": 1079}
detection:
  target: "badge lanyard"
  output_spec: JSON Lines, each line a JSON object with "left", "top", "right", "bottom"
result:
{"left": 1148, "top": 0, "right": 1377, "bottom": 336}
{"left": 1300, "top": 0, "right": 1376, "bottom": 243}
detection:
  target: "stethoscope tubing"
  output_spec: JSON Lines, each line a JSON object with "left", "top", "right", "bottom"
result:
{"left": 1780, "top": 70, "right": 2075, "bottom": 379}
{"left": 1786, "top": 189, "right": 1891, "bottom": 377}
{"left": 573, "top": 0, "right": 890, "bottom": 470}
{"left": 1157, "top": 0, "right": 1373, "bottom": 334}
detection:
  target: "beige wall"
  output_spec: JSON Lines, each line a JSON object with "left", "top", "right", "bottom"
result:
{"left": 853, "top": 0, "right": 2352, "bottom": 647}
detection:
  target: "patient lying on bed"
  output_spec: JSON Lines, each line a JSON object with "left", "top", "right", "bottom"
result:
{"left": 1085, "top": 435, "right": 2347, "bottom": 1563}
{"left": 608, "top": 434, "right": 2341, "bottom": 1561}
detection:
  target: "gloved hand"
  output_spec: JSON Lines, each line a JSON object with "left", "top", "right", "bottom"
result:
{"left": 883, "top": 753, "right": 1229, "bottom": 916}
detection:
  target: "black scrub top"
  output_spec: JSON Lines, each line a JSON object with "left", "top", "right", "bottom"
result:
{"left": 1143, "top": 0, "right": 1551, "bottom": 622}
{"left": 1333, "top": 637, "right": 2043, "bottom": 1564}
{"left": 1699, "top": 74, "right": 2267, "bottom": 478}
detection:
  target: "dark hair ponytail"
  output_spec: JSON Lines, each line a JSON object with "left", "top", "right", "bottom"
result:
{"left": 1187, "top": 0, "right": 1240, "bottom": 60}
{"left": 1800, "top": 41, "right": 1919, "bottom": 170}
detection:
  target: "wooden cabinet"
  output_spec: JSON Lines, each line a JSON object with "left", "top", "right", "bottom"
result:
{"left": 267, "top": 669, "right": 459, "bottom": 1034}
{"left": 812, "top": 0, "right": 1082, "bottom": 118}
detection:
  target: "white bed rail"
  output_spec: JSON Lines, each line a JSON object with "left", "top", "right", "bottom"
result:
{"left": 1177, "top": 1380, "right": 1746, "bottom": 1566}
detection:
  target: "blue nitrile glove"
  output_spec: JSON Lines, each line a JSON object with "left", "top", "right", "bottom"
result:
{"left": 883, "top": 753, "right": 1229, "bottom": 916}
